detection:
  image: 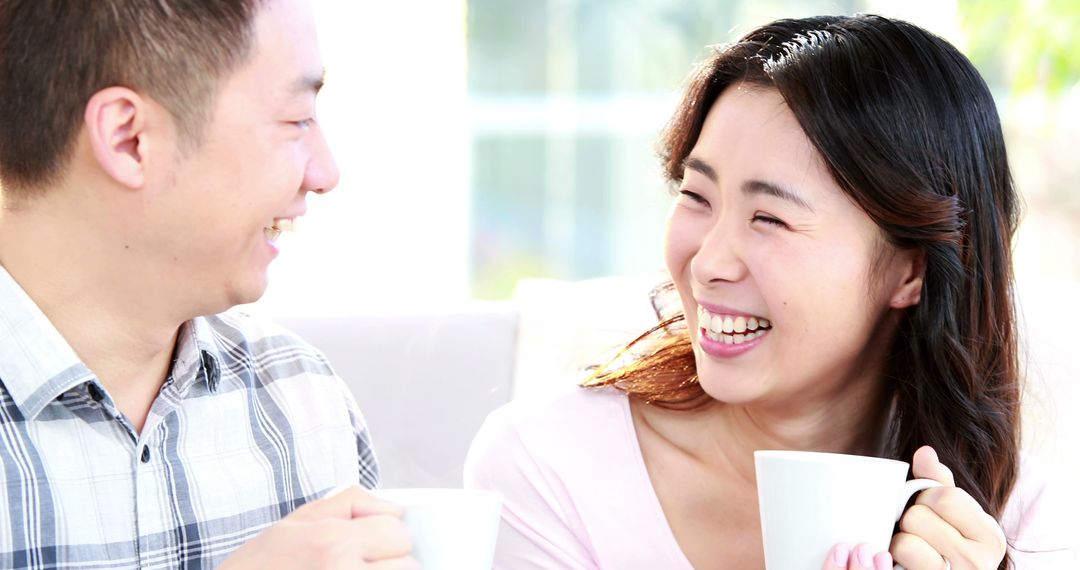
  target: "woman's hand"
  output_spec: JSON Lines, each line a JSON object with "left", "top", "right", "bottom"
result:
{"left": 891, "top": 446, "right": 1007, "bottom": 570}
{"left": 821, "top": 542, "right": 894, "bottom": 570}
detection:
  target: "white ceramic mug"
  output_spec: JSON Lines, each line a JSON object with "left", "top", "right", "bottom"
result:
{"left": 375, "top": 488, "right": 502, "bottom": 570}
{"left": 755, "top": 450, "right": 942, "bottom": 570}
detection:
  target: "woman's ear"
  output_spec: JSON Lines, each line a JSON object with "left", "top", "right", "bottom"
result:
{"left": 84, "top": 87, "right": 149, "bottom": 189}
{"left": 889, "top": 248, "right": 927, "bottom": 309}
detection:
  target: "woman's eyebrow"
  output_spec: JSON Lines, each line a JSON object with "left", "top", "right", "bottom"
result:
{"left": 682, "top": 156, "right": 815, "bottom": 212}
{"left": 682, "top": 156, "right": 718, "bottom": 182}
{"left": 742, "top": 180, "right": 814, "bottom": 212}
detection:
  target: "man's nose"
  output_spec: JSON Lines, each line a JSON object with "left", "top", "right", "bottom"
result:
{"left": 304, "top": 124, "right": 340, "bottom": 194}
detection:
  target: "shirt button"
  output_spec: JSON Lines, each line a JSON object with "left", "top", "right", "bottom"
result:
{"left": 87, "top": 383, "right": 104, "bottom": 402}
{"left": 141, "top": 446, "right": 151, "bottom": 463}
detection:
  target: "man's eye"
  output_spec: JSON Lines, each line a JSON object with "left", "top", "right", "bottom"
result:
{"left": 294, "top": 119, "right": 313, "bottom": 130}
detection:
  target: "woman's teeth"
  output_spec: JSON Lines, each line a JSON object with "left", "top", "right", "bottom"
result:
{"left": 697, "top": 306, "right": 771, "bottom": 345}
{"left": 704, "top": 329, "right": 766, "bottom": 345}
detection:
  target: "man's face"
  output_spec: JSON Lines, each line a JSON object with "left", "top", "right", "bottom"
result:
{"left": 146, "top": 0, "right": 338, "bottom": 314}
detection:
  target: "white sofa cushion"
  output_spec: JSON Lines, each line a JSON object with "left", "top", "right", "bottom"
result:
{"left": 279, "top": 303, "right": 517, "bottom": 488}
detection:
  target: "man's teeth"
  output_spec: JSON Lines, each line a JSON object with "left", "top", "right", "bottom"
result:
{"left": 264, "top": 219, "right": 295, "bottom": 243}
{"left": 696, "top": 306, "right": 771, "bottom": 344}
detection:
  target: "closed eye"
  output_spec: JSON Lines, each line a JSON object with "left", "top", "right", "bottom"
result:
{"left": 751, "top": 213, "right": 788, "bottom": 228}
{"left": 679, "top": 190, "right": 710, "bottom": 207}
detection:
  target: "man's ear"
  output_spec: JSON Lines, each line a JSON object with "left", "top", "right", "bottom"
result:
{"left": 888, "top": 248, "right": 927, "bottom": 309}
{"left": 84, "top": 87, "right": 150, "bottom": 189}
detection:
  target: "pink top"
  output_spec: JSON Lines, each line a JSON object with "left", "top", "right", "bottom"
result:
{"left": 464, "top": 387, "right": 1076, "bottom": 569}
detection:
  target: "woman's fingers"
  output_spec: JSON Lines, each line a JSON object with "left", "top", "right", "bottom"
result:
{"left": 822, "top": 542, "right": 851, "bottom": 569}
{"left": 900, "top": 501, "right": 965, "bottom": 545}
{"left": 898, "top": 502, "right": 967, "bottom": 565}
{"left": 821, "top": 543, "right": 893, "bottom": 570}
{"left": 912, "top": 486, "right": 1005, "bottom": 547}
{"left": 908, "top": 445, "right": 1006, "bottom": 554}
{"left": 911, "top": 446, "right": 956, "bottom": 487}
{"left": 892, "top": 532, "right": 950, "bottom": 570}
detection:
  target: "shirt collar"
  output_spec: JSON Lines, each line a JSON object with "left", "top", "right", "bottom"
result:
{"left": 0, "top": 265, "right": 95, "bottom": 419}
{"left": 171, "top": 316, "right": 222, "bottom": 394}
{"left": 0, "top": 265, "right": 221, "bottom": 419}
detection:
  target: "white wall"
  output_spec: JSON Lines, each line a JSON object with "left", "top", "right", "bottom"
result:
{"left": 250, "top": 0, "right": 471, "bottom": 318}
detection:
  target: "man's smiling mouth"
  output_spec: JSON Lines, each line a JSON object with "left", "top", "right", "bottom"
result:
{"left": 264, "top": 218, "right": 296, "bottom": 242}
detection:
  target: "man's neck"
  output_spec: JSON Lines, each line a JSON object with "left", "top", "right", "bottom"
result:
{"left": 0, "top": 198, "right": 187, "bottom": 433}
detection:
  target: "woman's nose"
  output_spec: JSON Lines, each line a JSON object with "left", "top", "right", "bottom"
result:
{"left": 690, "top": 217, "right": 749, "bottom": 285}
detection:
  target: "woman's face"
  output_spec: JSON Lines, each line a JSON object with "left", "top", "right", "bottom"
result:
{"left": 665, "top": 85, "right": 922, "bottom": 410}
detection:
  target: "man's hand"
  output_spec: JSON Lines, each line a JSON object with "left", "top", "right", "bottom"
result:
{"left": 219, "top": 485, "right": 418, "bottom": 569}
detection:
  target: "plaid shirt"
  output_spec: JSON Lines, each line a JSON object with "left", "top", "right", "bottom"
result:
{"left": 0, "top": 266, "right": 379, "bottom": 569}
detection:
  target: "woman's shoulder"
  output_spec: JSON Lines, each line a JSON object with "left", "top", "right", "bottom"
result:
{"left": 462, "top": 386, "right": 630, "bottom": 481}
{"left": 489, "top": 385, "right": 628, "bottom": 427}
{"left": 469, "top": 386, "right": 633, "bottom": 460}
{"left": 1000, "top": 453, "right": 1078, "bottom": 563}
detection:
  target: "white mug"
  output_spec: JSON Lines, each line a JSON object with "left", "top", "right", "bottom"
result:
{"left": 375, "top": 488, "right": 502, "bottom": 570}
{"left": 755, "top": 450, "right": 941, "bottom": 570}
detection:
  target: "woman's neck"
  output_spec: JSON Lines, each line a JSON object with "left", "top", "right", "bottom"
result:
{"left": 639, "top": 376, "right": 894, "bottom": 492}
{"left": 705, "top": 381, "right": 896, "bottom": 486}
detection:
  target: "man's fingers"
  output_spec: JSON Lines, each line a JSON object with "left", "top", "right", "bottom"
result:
{"left": 353, "top": 514, "right": 413, "bottom": 561}
{"left": 366, "top": 557, "right": 422, "bottom": 570}
{"left": 293, "top": 486, "right": 404, "bottom": 521}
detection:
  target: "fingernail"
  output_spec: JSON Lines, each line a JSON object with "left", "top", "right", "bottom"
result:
{"left": 873, "top": 551, "right": 893, "bottom": 570}
{"left": 856, "top": 543, "right": 874, "bottom": 568}
{"left": 832, "top": 543, "right": 850, "bottom": 566}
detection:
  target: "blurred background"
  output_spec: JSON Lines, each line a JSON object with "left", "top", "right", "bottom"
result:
{"left": 252, "top": 0, "right": 1079, "bottom": 315}
{"left": 248, "top": 0, "right": 1079, "bottom": 491}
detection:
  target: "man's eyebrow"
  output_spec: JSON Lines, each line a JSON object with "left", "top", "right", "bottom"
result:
{"left": 291, "top": 70, "right": 326, "bottom": 95}
{"left": 682, "top": 156, "right": 814, "bottom": 212}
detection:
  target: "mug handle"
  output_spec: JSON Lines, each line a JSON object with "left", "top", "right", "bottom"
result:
{"left": 892, "top": 478, "right": 943, "bottom": 570}
{"left": 893, "top": 478, "right": 943, "bottom": 522}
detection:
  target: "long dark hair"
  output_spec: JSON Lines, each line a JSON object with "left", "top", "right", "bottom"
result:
{"left": 585, "top": 15, "right": 1020, "bottom": 566}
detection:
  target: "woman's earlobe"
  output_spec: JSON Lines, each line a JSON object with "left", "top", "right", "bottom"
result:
{"left": 889, "top": 249, "right": 926, "bottom": 309}
{"left": 890, "top": 289, "right": 922, "bottom": 308}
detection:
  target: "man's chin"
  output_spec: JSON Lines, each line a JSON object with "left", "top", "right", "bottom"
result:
{"left": 231, "top": 279, "right": 270, "bottom": 309}
{"left": 197, "top": 276, "right": 270, "bottom": 317}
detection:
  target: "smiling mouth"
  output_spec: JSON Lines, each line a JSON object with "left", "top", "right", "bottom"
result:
{"left": 264, "top": 218, "right": 296, "bottom": 242}
{"left": 697, "top": 305, "right": 772, "bottom": 345}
